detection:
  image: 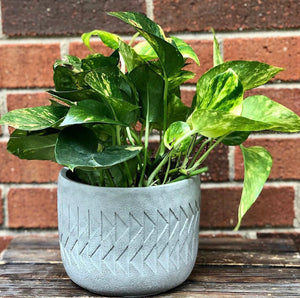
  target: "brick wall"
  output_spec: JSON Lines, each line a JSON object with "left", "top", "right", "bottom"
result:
{"left": 0, "top": 0, "right": 300, "bottom": 245}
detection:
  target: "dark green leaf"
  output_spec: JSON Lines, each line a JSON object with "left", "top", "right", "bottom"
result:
{"left": 167, "top": 93, "right": 190, "bottom": 125}
{"left": 109, "top": 11, "right": 184, "bottom": 76}
{"left": 129, "top": 64, "right": 164, "bottom": 124}
{"left": 48, "top": 89, "right": 101, "bottom": 103}
{"left": 81, "top": 53, "right": 119, "bottom": 71}
{"left": 235, "top": 145, "right": 272, "bottom": 230}
{"left": 54, "top": 55, "right": 82, "bottom": 71}
{"left": 84, "top": 68, "right": 139, "bottom": 125}
{"left": 199, "top": 69, "right": 243, "bottom": 115}
{"left": 7, "top": 129, "right": 58, "bottom": 161}
{"left": 60, "top": 100, "right": 125, "bottom": 127}
{"left": 222, "top": 131, "right": 251, "bottom": 146}
{"left": 81, "top": 30, "right": 120, "bottom": 51}
{"left": 55, "top": 126, "right": 142, "bottom": 170}
{"left": 0, "top": 106, "right": 68, "bottom": 131}
{"left": 53, "top": 66, "right": 78, "bottom": 91}
{"left": 108, "top": 11, "right": 166, "bottom": 39}
{"left": 197, "top": 61, "right": 283, "bottom": 99}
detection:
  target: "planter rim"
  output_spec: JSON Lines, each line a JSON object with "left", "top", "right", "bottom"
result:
{"left": 59, "top": 167, "right": 200, "bottom": 191}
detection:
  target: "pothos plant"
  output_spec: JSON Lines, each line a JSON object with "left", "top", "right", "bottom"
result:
{"left": 1, "top": 12, "right": 300, "bottom": 229}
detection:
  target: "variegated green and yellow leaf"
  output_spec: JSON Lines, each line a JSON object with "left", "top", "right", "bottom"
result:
{"left": 0, "top": 106, "right": 68, "bottom": 131}
{"left": 81, "top": 29, "right": 120, "bottom": 51}
{"left": 197, "top": 61, "right": 283, "bottom": 100}
{"left": 235, "top": 145, "right": 273, "bottom": 230}
{"left": 198, "top": 69, "right": 243, "bottom": 115}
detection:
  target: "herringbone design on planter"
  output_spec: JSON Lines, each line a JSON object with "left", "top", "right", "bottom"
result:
{"left": 59, "top": 200, "right": 199, "bottom": 276}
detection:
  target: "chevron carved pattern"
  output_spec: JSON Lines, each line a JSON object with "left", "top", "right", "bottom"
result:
{"left": 59, "top": 200, "right": 200, "bottom": 276}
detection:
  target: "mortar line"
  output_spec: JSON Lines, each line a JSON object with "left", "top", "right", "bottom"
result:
{"left": 293, "top": 182, "right": 300, "bottom": 228}
{"left": 201, "top": 180, "right": 299, "bottom": 188}
{"left": 0, "top": 34, "right": 136, "bottom": 44}
{"left": 228, "top": 146, "right": 235, "bottom": 182}
{"left": 0, "top": 0, "right": 4, "bottom": 38}
{"left": 249, "top": 133, "right": 300, "bottom": 139}
{"left": 2, "top": 184, "right": 9, "bottom": 228}
{"left": 174, "top": 30, "right": 300, "bottom": 40}
{"left": 1, "top": 29, "right": 300, "bottom": 44}
{"left": 0, "top": 90, "right": 9, "bottom": 138}
{"left": 145, "top": 0, "right": 154, "bottom": 20}
{"left": 60, "top": 39, "right": 69, "bottom": 59}
{"left": 0, "top": 183, "right": 58, "bottom": 188}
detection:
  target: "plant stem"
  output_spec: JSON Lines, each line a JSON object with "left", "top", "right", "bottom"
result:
{"left": 106, "top": 169, "right": 115, "bottom": 187}
{"left": 146, "top": 153, "right": 170, "bottom": 186}
{"left": 188, "top": 138, "right": 211, "bottom": 168}
{"left": 181, "top": 134, "right": 197, "bottom": 169}
{"left": 162, "top": 156, "right": 171, "bottom": 184}
{"left": 158, "top": 72, "right": 169, "bottom": 156}
{"left": 129, "top": 32, "right": 139, "bottom": 46}
{"left": 138, "top": 99, "right": 150, "bottom": 187}
{"left": 116, "top": 125, "right": 121, "bottom": 145}
{"left": 124, "top": 162, "right": 133, "bottom": 186}
{"left": 187, "top": 135, "right": 228, "bottom": 173}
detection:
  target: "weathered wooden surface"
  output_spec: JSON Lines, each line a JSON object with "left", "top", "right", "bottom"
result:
{"left": 1, "top": 235, "right": 300, "bottom": 297}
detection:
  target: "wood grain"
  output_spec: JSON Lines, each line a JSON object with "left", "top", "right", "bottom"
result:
{"left": 0, "top": 236, "right": 300, "bottom": 297}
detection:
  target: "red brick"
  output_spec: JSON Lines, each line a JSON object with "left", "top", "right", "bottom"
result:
{"left": 201, "top": 143, "right": 229, "bottom": 182}
{"left": 0, "top": 236, "right": 13, "bottom": 253}
{"left": 69, "top": 41, "right": 114, "bottom": 59}
{"left": 224, "top": 37, "right": 300, "bottom": 82}
{"left": 235, "top": 138, "right": 300, "bottom": 180}
{"left": 245, "top": 88, "right": 300, "bottom": 116}
{"left": 183, "top": 40, "right": 213, "bottom": 84}
{"left": 0, "top": 142, "right": 61, "bottom": 183}
{"left": 0, "top": 44, "right": 60, "bottom": 88}
{"left": 7, "top": 93, "right": 50, "bottom": 111}
{"left": 2, "top": 0, "right": 146, "bottom": 36}
{"left": 200, "top": 186, "right": 295, "bottom": 228}
{"left": 8, "top": 188, "right": 57, "bottom": 228}
{"left": 153, "top": 0, "right": 300, "bottom": 33}
{"left": 181, "top": 89, "right": 194, "bottom": 107}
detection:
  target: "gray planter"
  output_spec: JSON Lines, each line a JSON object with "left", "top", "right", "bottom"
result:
{"left": 57, "top": 168, "right": 201, "bottom": 297}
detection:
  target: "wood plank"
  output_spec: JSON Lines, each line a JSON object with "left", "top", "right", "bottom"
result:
{"left": 2, "top": 263, "right": 300, "bottom": 283}
{"left": 0, "top": 263, "right": 67, "bottom": 280}
{"left": 198, "top": 237, "right": 298, "bottom": 252}
{"left": 196, "top": 250, "right": 300, "bottom": 267}
{"left": 1, "top": 248, "right": 61, "bottom": 263}
{"left": 173, "top": 280, "right": 300, "bottom": 296}
{"left": 4, "top": 247, "right": 300, "bottom": 267}
{"left": 1, "top": 236, "right": 300, "bottom": 297}
{"left": 8, "top": 235, "right": 59, "bottom": 250}
{"left": 1, "top": 277, "right": 300, "bottom": 297}
{"left": 8, "top": 236, "right": 298, "bottom": 252}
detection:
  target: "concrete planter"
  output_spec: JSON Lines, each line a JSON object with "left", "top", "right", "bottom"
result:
{"left": 57, "top": 168, "right": 201, "bottom": 297}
